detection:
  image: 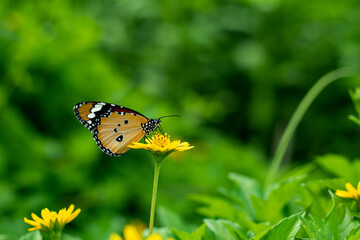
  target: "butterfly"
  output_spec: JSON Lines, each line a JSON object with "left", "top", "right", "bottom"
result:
{"left": 74, "top": 101, "right": 164, "bottom": 156}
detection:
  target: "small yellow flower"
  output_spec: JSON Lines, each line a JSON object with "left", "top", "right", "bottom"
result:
{"left": 24, "top": 204, "right": 81, "bottom": 232}
{"left": 108, "top": 224, "right": 175, "bottom": 240}
{"left": 335, "top": 182, "right": 360, "bottom": 200}
{"left": 129, "top": 133, "right": 193, "bottom": 158}
{"left": 109, "top": 233, "right": 123, "bottom": 240}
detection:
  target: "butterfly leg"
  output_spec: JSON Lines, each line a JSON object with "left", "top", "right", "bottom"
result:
{"left": 143, "top": 135, "right": 150, "bottom": 142}
{"left": 157, "top": 125, "right": 164, "bottom": 135}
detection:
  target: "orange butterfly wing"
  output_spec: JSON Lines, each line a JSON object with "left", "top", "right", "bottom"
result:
{"left": 96, "top": 112, "right": 148, "bottom": 155}
{"left": 74, "top": 101, "right": 154, "bottom": 156}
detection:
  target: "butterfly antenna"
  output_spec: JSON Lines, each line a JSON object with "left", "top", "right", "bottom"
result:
{"left": 159, "top": 114, "right": 181, "bottom": 119}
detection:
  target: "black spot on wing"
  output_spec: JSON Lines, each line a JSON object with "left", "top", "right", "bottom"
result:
{"left": 116, "top": 135, "right": 124, "bottom": 142}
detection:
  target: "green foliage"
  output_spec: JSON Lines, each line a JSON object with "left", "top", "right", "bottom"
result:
{"left": 1, "top": 0, "right": 360, "bottom": 239}
{"left": 19, "top": 232, "right": 41, "bottom": 240}
{"left": 316, "top": 154, "right": 360, "bottom": 185}
{"left": 348, "top": 88, "right": 360, "bottom": 126}
{"left": 157, "top": 206, "right": 193, "bottom": 232}
{"left": 172, "top": 224, "right": 206, "bottom": 240}
{"left": 301, "top": 193, "right": 360, "bottom": 240}
{"left": 254, "top": 212, "right": 304, "bottom": 240}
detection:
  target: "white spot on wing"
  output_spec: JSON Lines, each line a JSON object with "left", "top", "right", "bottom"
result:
{"left": 91, "top": 106, "right": 102, "bottom": 112}
{"left": 88, "top": 113, "right": 96, "bottom": 118}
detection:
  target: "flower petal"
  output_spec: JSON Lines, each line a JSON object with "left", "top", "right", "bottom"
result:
{"left": 345, "top": 183, "right": 358, "bottom": 199}
{"left": 24, "top": 205, "right": 80, "bottom": 233}
{"left": 27, "top": 226, "right": 41, "bottom": 231}
{"left": 129, "top": 142, "right": 149, "bottom": 149}
{"left": 145, "top": 233, "right": 163, "bottom": 240}
{"left": 109, "top": 233, "right": 123, "bottom": 240}
{"left": 31, "top": 213, "right": 47, "bottom": 226}
{"left": 123, "top": 225, "right": 142, "bottom": 240}
{"left": 66, "top": 208, "right": 81, "bottom": 223}
{"left": 24, "top": 217, "right": 40, "bottom": 227}
{"left": 336, "top": 190, "right": 356, "bottom": 199}
{"left": 129, "top": 133, "right": 193, "bottom": 158}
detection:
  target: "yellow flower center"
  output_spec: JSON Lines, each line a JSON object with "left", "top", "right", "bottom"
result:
{"left": 151, "top": 133, "right": 171, "bottom": 148}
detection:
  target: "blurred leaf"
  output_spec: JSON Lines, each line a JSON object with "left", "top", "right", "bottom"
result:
{"left": 254, "top": 212, "right": 304, "bottom": 240}
{"left": 171, "top": 223, "right": 206, "bottom": 240}
{"left": 19, "top": 231, "right": 42, "bottom": 240}
{"left": 228, "top": 173, "right": 262, "bottom": 219}
{"left": 299, "top": 180, "right": 335, "bottom": 218}
{"left": 0, "top": 235, "right": 11, "bottom": 240}
{"left": 345, "top": 225, "right": 360, "bottom": 240}
{"left": 62, "top": 234, "right": 82, "bottom": 240}
{"left": 349, "top": 88, "right": 360, "bottom": 116}
{"left": 191, "top": 194, "right": 237, "bottom": 220}
{"left": 316, "top": 154, "right": 360, "bottom": 183}
{"left": 280, "top": 162, "right": 314, "bottom": 180}
{"left": 221, "top": 220, "right": 249, "bottom": 240}
{"left": 316, "top": 154, "right": 351, "bottom": 179}
{"left": 253, "top": 176, "right": 305, "bottom": 223}
{"left": 348, "top": 114, "right": 360, "bottom": 126}
{"left": 157, "top": 206, "right": 192, "bottom": 232}
{"left": 204, "top": 219, "right": 237, "bottom": 240}
{"left": 143, "top": 227, "right": 174, "bottom": 240}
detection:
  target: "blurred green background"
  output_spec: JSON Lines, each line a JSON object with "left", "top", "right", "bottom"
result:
{"left": 0, "top": 0, "right": 360, "bottom": 239}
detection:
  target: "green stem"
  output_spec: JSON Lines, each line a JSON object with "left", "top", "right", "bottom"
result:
{"left": 149, "top": 155, "right": 163, "bottom": 236}
{"left": 49, "top": 231, "right": 61, "bottom": 240}
{"left": 266, "top": 67, "right": 356, "bottom": 186}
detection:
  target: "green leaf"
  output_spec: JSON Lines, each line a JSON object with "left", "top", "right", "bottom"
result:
{"left": 349, "top": 88, "right": 360, "bottom": 116}
{"left": 157, "top": 206, "right": 192, "bottom": 232}
{"left": 345, "top": 225, "right": 360, "bottom": 240}
{"left": 204, "top": 219, "right": 237, "bottom": 240}
{"left": 301, "top": 192, "right": 360, "bottom": 240}
{"left": 348, "top": 115, "right": 360, "bottom": 126}
{"left": 191, "top": 194, "right": 237, "bottom": 220}
{"left": 228, "top": 173, "right": 262, "bottom": 198}
{"left": 316, "top": 154, "right": 351, "bottom": 178}
{"left": 19, "top": 231, "right": 42, "bottom": 240}
{"left": 221, "top": 220, "right": 249, "bottom": 240}
{"left": 301, "top": 215, "right": 325, "bottom": 240}
{"left": 172, "top": 223, "right": 206, "bottom": 240}
{"left": 299, "top": 181, "right": 332, "bottom": 218}
{"left": 227, "top": 173, "right": 262, "bottom": 219}
{"left": 61, "top": 234, "right": 82, "bottom": 240}
{"left": 254, "top": 176, "right": 305, "bottom": 223}
{"left": 280, "top": 163, "right": 314, "bottom": 180}
{"left": 254, "top": 212, "right": 304, "bottom": 240}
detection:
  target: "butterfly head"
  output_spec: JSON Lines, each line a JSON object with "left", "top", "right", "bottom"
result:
{"left": 142, "top": 118, "right": 161, "bottom": 135}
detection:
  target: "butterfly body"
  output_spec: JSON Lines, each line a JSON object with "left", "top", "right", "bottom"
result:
{"left": 74, "top": 101, "right": 161, "bottom": 156}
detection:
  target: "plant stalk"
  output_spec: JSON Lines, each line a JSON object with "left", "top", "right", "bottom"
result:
{"left": 49, "top": 231, "right": 61, "bottom": 240}
{"left": 266, "top": 67, "right": 356, "bottom": 186}
{"left": 149, "top": 155, "right": 163, "bottom": 236}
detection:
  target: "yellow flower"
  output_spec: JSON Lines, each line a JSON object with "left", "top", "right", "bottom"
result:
{"left": 108, "top": 224, "right": 175, "bottom": 240}
{"left": 109, "top": 233, "right": 123, "bottom": 240}
{"left": 129, "top": 134, "right": 192, "bottom": 237}
{"left": 129, "top": 133, "right": 193, "bottom": 158}
{"left": 335, "top": 182, "right": 360, "bottom": 199}
{"left": 24, "top": 204, "right": 81, "bottom": 233}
